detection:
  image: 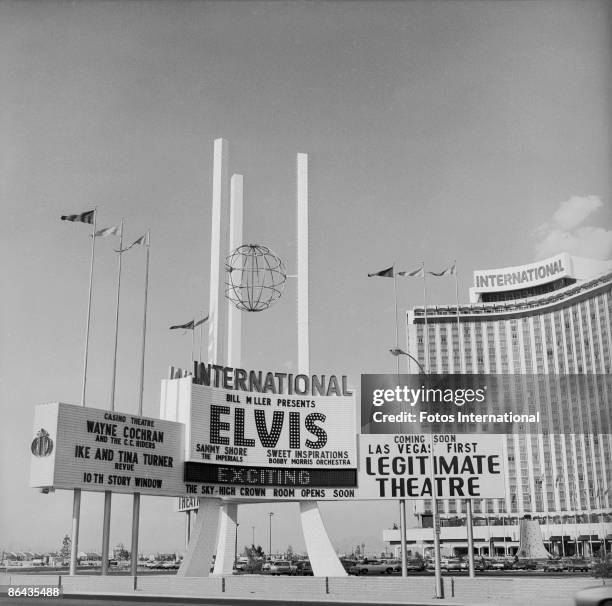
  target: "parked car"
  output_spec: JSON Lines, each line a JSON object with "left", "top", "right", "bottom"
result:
{"left": 567, "top": 558, "right": 592, "bottom": 572}
{"left": 383, "top": 559, "right": 402, "bottom": 573}
{"left": 511, "top": 559, "right": 538, "bottom": 570}
{"left": 543, "top": 559, "right": 566, "bottom": 572}
{"left": 348, "top": 560, "right": 396, "bottom": 575}
{"left": 405, "top": 558, "right": 425, "bottom": 572}
{"left": 442, "top": 557, "right": 464, "bottom": 571}
{"left": 293, "top": 561, "right": 313, "bottom": 576}
{"left": 268, "top": 560, "right": 295, "bottom": 575}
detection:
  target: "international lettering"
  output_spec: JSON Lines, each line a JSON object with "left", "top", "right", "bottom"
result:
{"left": 475, "top": 258, "right": 565, "bottom": 288}
{"left": 193, "top": 363, "right": 352, "bottom": 397}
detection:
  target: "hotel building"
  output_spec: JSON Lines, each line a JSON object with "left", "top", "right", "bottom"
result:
{"left": 384, "top": 253, "right": 612, "bottom": 558}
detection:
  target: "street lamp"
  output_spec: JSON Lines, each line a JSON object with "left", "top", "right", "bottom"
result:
{"left": 389, "top": 348, "right": 426, "bottom": 374}
{"left": 387, "top": 347, "right": 445, "bottom": 596}
{"left": 235, "top": 522, "right": 239, "bottom": 566}
{"left": 388, "top": 347, "right": 426, "bottom": 580}
{"left": 268, "top": 512, "right": 274, "bottom": 558}
{"left": 252, "top": 525, "right": 255, "bottom": 547}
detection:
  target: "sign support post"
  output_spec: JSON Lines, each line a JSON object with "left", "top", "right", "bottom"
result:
{"left": 430, "top": 434, "right": 443, "bottom": 599}
{"left": 69, "top": 488, "right": 81, "bottom": 576}
{"left": 466, "top": 500, "right": 475, "bottom": 577}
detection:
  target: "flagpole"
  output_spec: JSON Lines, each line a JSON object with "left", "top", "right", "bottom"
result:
{"left": 191, "top": 319, "right": 195, "bottom": 366}
{"left": 454, "top": 260, "right": 464, "bottom": 374}
{"left": 393, "top": 267, "right": 400, "bottom": 376}
{"left": 422, "top": 262, "right": 429, "bottom": 373}
{"left": 109, "top": 218, "right": 125, "bottom": 412}
{"left": 137, "top": 230, "right": 150, "bottom": 417}
{"left": 69, "top": 208, "right": 97, "bottom": 577}
{"left": 199, "top": 309, "right": 205, "bottom": 362}
{"left": 454, "top": 259, "right": 475, "bottom": 577}
{"left": 422, "top": 265, "right": 443, "bottom": 593}
{"left": 102, "top": 217, "right": 124, "bottom": 577}
{"left": 131, "top": 229, "right": 149, "bottom": 578}
{"left": 393, "top": 265, "right": 409, "bottom": 578}
{"left": 81, "top": 208, "right": 97, "bottom": 407}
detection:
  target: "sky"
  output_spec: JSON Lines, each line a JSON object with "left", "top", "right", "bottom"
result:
{"left": 1, "top": 0, "right": 611, "bottom": 557}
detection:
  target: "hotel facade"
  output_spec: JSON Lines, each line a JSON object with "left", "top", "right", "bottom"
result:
{"left": 384, "top": 253, "right": 612, "bottom": 558}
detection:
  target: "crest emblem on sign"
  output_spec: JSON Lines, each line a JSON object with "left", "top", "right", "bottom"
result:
{"left": 31, "top": 428, "right": 54, "bottom": 457}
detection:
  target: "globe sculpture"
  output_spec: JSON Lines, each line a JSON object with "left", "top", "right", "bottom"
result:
{"left": 225, "top": 244, "right": 286, "bottom": 312}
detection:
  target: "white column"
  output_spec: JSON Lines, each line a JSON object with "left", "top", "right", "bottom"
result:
{"left": 297, "top": 153, "right": 309, "bottom": 373}
{"left": 207, "top": 138, "right": 229, "bottom": 365}
{"left": 182, "top": 138, "right": 230, "bottom": 576}
{"left": 177, "top": 498, "right": 222, "bottom": 576}
{"left": 296, "top": 152, "right": 346, "bottom": 577}
{"left": 213, "top": 173, "right": 243, "bottom": 575}
{"left": 212, "top": 503, "right": 238, "bottom": 575}
{"left": 227, "top": 174, "right": 243, "bottom": 367}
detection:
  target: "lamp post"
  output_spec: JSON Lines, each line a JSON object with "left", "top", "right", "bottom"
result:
{"left": 268, "top": 512, "right": 274, "bottom": 559}
{"left": 252, "top": 526, "right": 255, "bottom": 547}
{"left": 389, "top": 348, "right": 426, "bottom": 375}
{"left": 389, "top": 347, "right": 443, "bottom": 597}
{"left": 235, "top": 523, "right": 239, "bottom": 566}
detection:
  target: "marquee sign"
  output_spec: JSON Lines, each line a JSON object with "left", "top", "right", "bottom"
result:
{"left": 184, "top": 380, "right": 358, "bottom": 488}
{"left": 30, "top": 403, "right": 187, "bottom": 497}
{"left": 357, "top": 434, "right": 506, "bottom": 500}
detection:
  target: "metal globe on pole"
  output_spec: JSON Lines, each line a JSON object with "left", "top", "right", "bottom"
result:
{"left": 225, "top": 244, "right": 286, "bottom": 312}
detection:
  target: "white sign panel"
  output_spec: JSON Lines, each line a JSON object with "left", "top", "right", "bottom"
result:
{"left": 358, "top": 434, "right": 506, "bottom": 500}
{"left": 188, "top": 383, "right": 357, "bottom": 470}
{"left": 30, "top": 402, "right": 186, "bottom": 497}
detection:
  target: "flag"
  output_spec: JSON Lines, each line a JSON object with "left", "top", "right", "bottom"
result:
{"left": 94, "top": 225, "right": 121, "bottom": 237}
{"left": 170, "top": 320, "right": 195, "bottom": 330}
{"left": 194, "top": 315, "right": 209, "bottom": 328}
{"left": 397, "top": 266, "right": 424, "bottom": 277}
{"left": 61, "top": 209, "right": 95, "bottom": 224}
{"left": 367, "top": 266, "right": 394, "bottom": 278}
{"left": 428, "top": 263, "right": 456, "bottom": 277}
{"left": 117, "top": 233, "right": 148, "bottom": 253}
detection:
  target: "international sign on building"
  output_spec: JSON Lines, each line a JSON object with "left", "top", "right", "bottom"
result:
{"left": 357, "top": 434, "right": 506, "bottom": 500}
{"left": 472, "top": 253, "right": 571, "bottom": 292}
{"left": 30, "top": 402, "right": 187, "bottom": 497}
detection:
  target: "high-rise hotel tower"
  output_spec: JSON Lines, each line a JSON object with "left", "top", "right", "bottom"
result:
{"left": 386, "top": 253, "right": 612, "bottom": 557}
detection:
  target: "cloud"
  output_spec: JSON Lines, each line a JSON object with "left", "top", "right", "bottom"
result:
{"left": 534, "top": 195, "right": 612, "bottom": 259}
{"left": 551, "top": 195, "right": 602, "bottom": 230}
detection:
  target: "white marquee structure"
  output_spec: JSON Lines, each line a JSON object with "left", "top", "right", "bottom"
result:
{"left": 177, "top": 139, "right": 347, "bottom": 577}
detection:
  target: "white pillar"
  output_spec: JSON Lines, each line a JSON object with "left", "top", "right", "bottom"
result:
{"left": 213, "top": 173, "right": 243, "bottom": 575}
{"left": 177, "top": 498, "right": 222, "bottom": 576}
{"left": 207, "top": 138, "right": 229, "bottom": 365}
{"left": 212, "top": 503, "right": 238, "bottom": 575}
{"left": 296, "top": 153, "right": 309, "bottom": 373}
{"left": 182, "top": 138, "right": 230, "bottom": 576}
{"left": 227, "top": 174, "right": 243, "bottom": 367}
{"left": 296, "top": 153, "right": 346, "bottom": 577}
